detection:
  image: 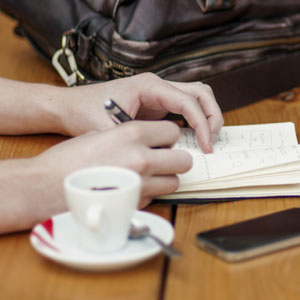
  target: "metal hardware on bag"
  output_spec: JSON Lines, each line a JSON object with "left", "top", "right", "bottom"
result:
{"left": 103, "top": 60, "right": 113, "bottom": 69}
{"left": 278, "top": 91, "right": 296, "bottom": 102}
{"left": 94, "top": 34, "right": 300, "bottom": 80}
{"left": 196, "top": 0, "right": 235, "bottom": 13}
{"left": 52, "top": 48, "right": 77, "bottom": 86}
{"left": 102, "top": 59, "right": 135, "bottom": 78}
{"left": 52, "top": 30, "right": 90, "bottom": 86}
{"left": 122, "top": 66, "right": 135, "bottom": 76}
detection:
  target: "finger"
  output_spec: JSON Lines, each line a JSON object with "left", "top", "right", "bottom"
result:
{"left": 121, "top": 120, "right": 181, "bottom": 148}
{"left": 138, "top": 196, "right": 153, "bottom": 209}
{"left": 141, "top": 175, "right": 180, "bottom": 199}
{"left": 141, "top": 148, "right": 193, "bottom": 175}
{"left": 167, "top": 81, "right": 224, "bottom": 144}
{"left": 139, "top": 75, "right": 214, "bottom": 153}
{"left": 170, "top": 82, "right": 224, "bottom": 140}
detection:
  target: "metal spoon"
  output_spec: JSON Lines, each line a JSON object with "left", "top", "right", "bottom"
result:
{"left": 129, "top": 218, "right": 182, "bottom": 258}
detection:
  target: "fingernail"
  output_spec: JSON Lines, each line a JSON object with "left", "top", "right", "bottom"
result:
{"left": 203, "top": 140, "right": 213, "bottom": 154}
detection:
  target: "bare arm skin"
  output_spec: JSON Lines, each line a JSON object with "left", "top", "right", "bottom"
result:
{"left": 0, "top": 73, "right": 223, "bottom": 153}
{"left": 0, "top": 121, "right": 192, "bottom": 233}
{"left": 0, "top": 73, "right": 224, "bottom": 233}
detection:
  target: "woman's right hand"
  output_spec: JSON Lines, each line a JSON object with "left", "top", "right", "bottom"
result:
{"left": 37, "top": 120, "right": 192, "bottom": 208}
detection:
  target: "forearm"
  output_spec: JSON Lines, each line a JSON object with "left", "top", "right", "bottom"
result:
{"left": 0, "top": 78, "right": 65, "bottom": 134}
{"left": 0, "top": 157, "right": 67, "bottom": 233}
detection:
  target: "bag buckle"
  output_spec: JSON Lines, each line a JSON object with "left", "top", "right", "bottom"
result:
{"left": 52, "top": 30, "right": 89, "bottom": 86}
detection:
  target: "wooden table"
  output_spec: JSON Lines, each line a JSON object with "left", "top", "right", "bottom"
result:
{"left": 0, "top": 12, "right": 300, "bottom": 300}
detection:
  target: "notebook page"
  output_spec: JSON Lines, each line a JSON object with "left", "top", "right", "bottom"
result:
{"left": 174, "top": 122, "right": 298, "bottom": 154}
{"left": 178, "top": 145, "right": 300, "bottom": 186}
{"left": 179, "top": 167, "right": 300, "bottom": 192}
{"left": 159, "top": 183, "right": 300, "bottom": 200}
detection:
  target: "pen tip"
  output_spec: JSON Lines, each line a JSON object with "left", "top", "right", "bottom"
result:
{"left": 104, "top": 98, "right": 114, "bottom": 109}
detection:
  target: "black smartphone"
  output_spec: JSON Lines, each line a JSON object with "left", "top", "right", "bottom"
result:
{"left": 196, "top": 207, "right": 300, "bottom": 262}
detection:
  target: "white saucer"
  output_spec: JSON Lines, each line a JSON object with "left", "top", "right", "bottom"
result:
{"left": 30, "top": 210, "right": 174, "bottom": 271}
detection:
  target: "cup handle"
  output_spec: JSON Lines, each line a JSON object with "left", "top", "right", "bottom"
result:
{"left": 86, "top": 204, "right": 103, "bottom": 231}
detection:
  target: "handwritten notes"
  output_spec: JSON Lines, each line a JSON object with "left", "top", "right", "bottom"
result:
{"left": 174, "top": 122, "right": 298, "bottom": 154}
{"left": 174, "top": 123, "right": 300, "bottom": 187}
{"left": 159, "top": 122, "right": 300, "bottom": 200}
{"left": 179, "top": 145, "right": 300, "bottom": 185}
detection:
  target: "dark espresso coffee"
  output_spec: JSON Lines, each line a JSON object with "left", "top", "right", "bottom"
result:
{"left": 90, "top": 186, "right": 118, "bottom": 191}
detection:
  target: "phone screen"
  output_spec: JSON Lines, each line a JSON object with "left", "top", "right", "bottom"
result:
{"left": 196, "top": 207, "right": 300, "bottom": 261}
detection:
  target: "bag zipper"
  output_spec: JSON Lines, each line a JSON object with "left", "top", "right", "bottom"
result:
{"left": 94, "top": 36, "right": 300, "bottom": 78}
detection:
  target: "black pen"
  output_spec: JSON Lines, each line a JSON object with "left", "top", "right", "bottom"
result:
{"left": 104, "top": 98, "right": 132, "bottom": 124}
{"left": 105, "top": 98, "right": 162, "bottom": 149}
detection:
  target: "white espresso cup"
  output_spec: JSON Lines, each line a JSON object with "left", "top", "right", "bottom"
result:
{"left": 64, "top": 166, "right": 142, "bottom": 253}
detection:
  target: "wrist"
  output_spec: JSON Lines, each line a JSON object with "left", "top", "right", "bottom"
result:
{"left": 0, "top": 79, "right": 67, "bottom": 135}
{"left": 51, "top": 85, "right": 116, "bottom": 136}
{"left": 32, "top": 84, "right": 69, "bottom": 135}
{"left": 0, "top": 157, "right": 66, "bottom": 233}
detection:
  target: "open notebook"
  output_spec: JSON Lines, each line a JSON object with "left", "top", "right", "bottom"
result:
{"left": 157, "top": 122, "right": 300, "bottom": 203}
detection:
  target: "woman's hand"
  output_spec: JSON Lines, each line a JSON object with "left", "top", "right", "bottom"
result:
{"left": 37, "top": 120, "right": 192, "bottom": 208}
{"left": 58, "top": 73, "right": 224, "bottom": 153}
{"left": 0, "top": 74, "right": 223, "bottom": 153}
{"left": 0, "top": 120, "right": 192, "bottom": 233}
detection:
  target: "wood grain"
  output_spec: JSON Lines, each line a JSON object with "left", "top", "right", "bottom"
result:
{"left": 165, "top": 91, "right": 300, "bottom": 300}
{"left": 0, "top": 12, "right": 64, "bottom": 85}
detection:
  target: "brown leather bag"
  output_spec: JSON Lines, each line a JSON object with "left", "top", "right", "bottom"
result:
{"left": 2, "top": 0, "right": 300, "bottom": 111}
